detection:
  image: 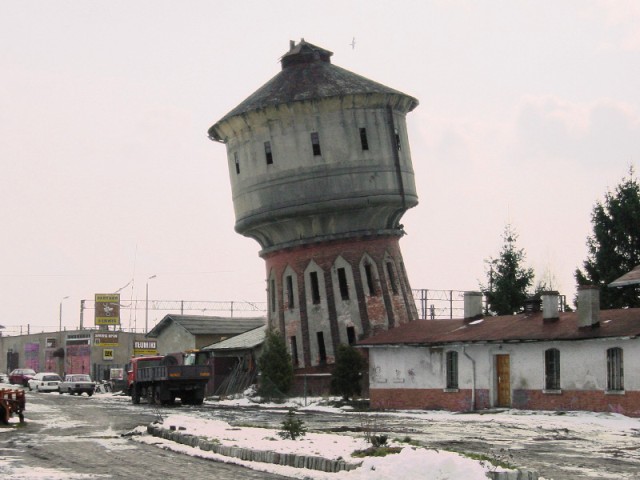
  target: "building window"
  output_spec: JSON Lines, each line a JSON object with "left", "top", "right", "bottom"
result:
{"left": 347, "top": 326, "right": 356, "bottom": 345}
{"left": 310, "top": 271, "right": 321, "bottom": 304}
{"left": 264, "top": 141, "right": 273, "bottom": 165}
{"left": 364, "top": 263, "right": 377, "bottom": 296}
{"left": 311, "top": 132, "right": 321, "bottom": 156}
{"left": 359, "top": 127, "right": 369, "bottom": 151}
{"left": 386, "top": 262, "right": 398, "bottom": 295}
{"left": 234, "top": 152, "right": 240, "bottom": 174}
{"left": 270, "top": 279, "right": 276, "bottom": 312}
{"left": 317, "top": 332, "right": 327, "bottom": 364}
{"left": 544, "top": 348, "right": 560, "bottom": 391}
{"left": 290, "top": 336, "right": 298, "bottom": 367}
{"left": 446, "top": 351, "right": 458, "bottom": 389}
{"left": 394, "top": 128, "right": 401, "bottom": 151}
{"left": 607, "top": 347, "right": 624, "bottom": 391}
{"left": 338, "top": 267, "right": 349, "bottom": 300}
{"left": 286, "top": 275, "right": 295, "bottom": 309}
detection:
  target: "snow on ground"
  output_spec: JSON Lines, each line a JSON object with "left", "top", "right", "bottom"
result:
{"left": 5, "top": 387, "right": 640, "bottom": 479}
{"left": 134, "top": 412, "right": 495, "bottom": 480}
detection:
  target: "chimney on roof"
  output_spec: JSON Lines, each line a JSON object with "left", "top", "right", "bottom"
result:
{"left": 541, "top": 291, "right": 559, "bottom": 322}
{"left": 290, "top": 40, "right": 295, "bottom": 50}
{"left": 464, "top": 291, "right": 483, "bottom": 320}
{"left": 523, "top": 296, "right": 541, "bottom": 313}
{"left": 577, "top": 285, "right": 600, "bottom": 328}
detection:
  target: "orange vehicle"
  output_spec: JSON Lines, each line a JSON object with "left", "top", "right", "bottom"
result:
{"left": 0, "top": 388, "right": 26, "bottom": 424}
{"left": 126, "top": 355, "right": 210, "bottom": 406}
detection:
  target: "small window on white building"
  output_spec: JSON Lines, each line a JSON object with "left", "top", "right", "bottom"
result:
{"left": 607, "top": 347, "right": 624, "bottom": 391}
{"left": 234, "top": 152, "right": 240, "bottom": 174}
{"left": 446, "top": 351, "right": 458, "bottom": 389}
{"left": 544, "top": 348, "right": 560, "bottom": 390}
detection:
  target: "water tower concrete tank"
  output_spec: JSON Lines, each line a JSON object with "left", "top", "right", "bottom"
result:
{"left": 209, "top": 40, "right": 420, "bottom": 369}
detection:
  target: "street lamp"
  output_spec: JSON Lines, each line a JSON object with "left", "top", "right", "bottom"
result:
{"left": 145, "top": 275, "right": 157, "bottom": 333}
{"left": 57, "top": 295, "right": 69, "bottom": 377}
{"left": 59, "top": 296, "right": 69, "bottom": 334}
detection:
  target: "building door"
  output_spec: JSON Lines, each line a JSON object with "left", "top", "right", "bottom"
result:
{"left": 496, "top": 354, "right": 511, "bottom": 407}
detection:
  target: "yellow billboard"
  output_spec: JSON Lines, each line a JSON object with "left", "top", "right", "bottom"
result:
{"left": 133, "top": 340, "right": 158, "bottom": 356}
{"left": 95, "top": 294, "right": 120, "bottom": 325}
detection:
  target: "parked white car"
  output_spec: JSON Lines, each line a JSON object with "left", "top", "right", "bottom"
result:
{"left": 28, "top": 372, "right": 62, "bottom": 392}
{"left": 59, "top": 374, "right": 95, "bottom": 396}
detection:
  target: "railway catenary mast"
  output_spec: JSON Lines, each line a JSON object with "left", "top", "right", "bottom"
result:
{"left": 208, "top": 39, "right": 420, "bottom": 371}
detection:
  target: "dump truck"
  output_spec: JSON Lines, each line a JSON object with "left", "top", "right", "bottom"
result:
{"left": 126, "top": 354, "right": 210, "bottom": 405}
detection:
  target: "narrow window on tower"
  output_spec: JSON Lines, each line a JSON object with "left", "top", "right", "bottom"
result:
{"left": 270, "top": 279, "right": 276, "bottom": 312}
{"left": 347, "top": 326, "right": 356, "bottom": 345}
{"left": 310, "top": 271, "right": 321, "bottom": 304}
{"left": 394, "top": 128, "right": 401, "bottom": 151}
{"left": 311, "top": 132, "right": 322, "bottom": 156}
{"left": 359, "top": 127, "right": 369, "bottom": 151}
{"left": 317, "top": 332, "right": 327, "bottom": 364}
{"left": 290, "top": 336, "right": 299, "bottom": 366}
{"left": 234, "top": 152, "right": 240, "bottom": 174}
{"left": 286, "top": 275, "right": 295, "bottom": 309}
{"left": 386, "top": 262, "right": 398, "bottom": 295}
{"left": 338, "top": 267, "right": 349, "bottom": 300}
{"left": 365, "top": 263, "right": 377, "bottom": 296}
{"left": 264, "top": 141, "right": 273, "bottom": 165}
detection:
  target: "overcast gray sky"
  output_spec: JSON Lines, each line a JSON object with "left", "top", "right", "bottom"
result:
{"left": 1, "top": 1, "right": 639, "bottom": 335}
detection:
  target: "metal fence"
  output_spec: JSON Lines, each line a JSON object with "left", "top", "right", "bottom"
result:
{"left": 411, "top": 289, "right": 468, "bottom": 320}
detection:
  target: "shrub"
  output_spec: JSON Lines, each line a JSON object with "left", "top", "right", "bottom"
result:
{"left": 277, "top": 408, "right": 307, "bottom": 440}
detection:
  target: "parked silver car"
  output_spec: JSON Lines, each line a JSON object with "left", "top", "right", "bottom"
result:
{"left": 28, "top": 372, "right": 62, "bottom": 392}
{"left": 59, "top": 374, "right": 95, "bottom": 396}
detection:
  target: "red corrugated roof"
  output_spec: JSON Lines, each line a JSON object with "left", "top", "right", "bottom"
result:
{"left": 358, "top": 308, "right": 640, "bottom": 346}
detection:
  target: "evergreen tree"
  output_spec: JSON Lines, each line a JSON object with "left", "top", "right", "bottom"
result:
{"left": 330, "top": 344, "right": 367, "bottom": 401}
{"left": 481, "top": 224, "right": 535, "bottom": 315}
{"left": 257, "top": 328, "right": 294, "bottom": 400}
{"left": 575, "top": 169, "right": 640, "bottom": 309}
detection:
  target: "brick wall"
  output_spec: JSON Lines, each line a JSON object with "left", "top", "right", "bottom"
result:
{"left": 370, "top": 388, "right": 491, "bottom": 412}
{"left": 512, "top": 389, "right": 640, "bottom": 417}
{"left": 263, "top": 235, "right": 417, "bottom": 371}
{"left": 371, "top": 387, "right": 640, "bottom": 417}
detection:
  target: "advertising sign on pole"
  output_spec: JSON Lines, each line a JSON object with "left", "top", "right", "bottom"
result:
{"left": 95, "top": 294, "right": 120, "bottom": 326}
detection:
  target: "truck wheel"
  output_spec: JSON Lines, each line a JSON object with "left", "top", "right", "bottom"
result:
{"left": 131, "top": 387, "right": 140, "bottom": 405}
{"left": 0, "top": 404, "right": 8, "bottom": 425}
{"left": 88, "top": 391, "right": 93, "bottom": 397}
{"left": 147, "top": 387, "right": 157, "bottom": 405}
{"left": 180, "top": 391, "right": 193, "bottom": 405}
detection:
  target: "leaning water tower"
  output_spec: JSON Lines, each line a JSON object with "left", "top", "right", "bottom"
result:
{"left": 208, "top": 39, "right": 419, "bottom": 372}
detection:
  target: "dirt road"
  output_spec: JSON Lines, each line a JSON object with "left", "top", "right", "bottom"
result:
{"left": 0, "top": 390, "right": 288, "bottom": 479}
